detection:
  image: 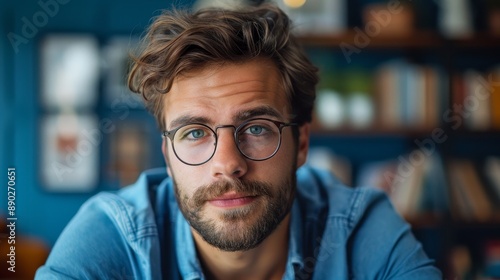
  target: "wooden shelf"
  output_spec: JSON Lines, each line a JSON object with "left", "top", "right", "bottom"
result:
{"left": 406, "top": 212, "right": 444, "bottom": 228}
{"left": 450, "top": 220, "right": 500, "bottom": 229}
{"left": 449, "top": 33, "right": 500, "bottom": 48}
{"left": 443, "top": 129, "right": 500, "bottom": 138}
{"left": 311, "top": 125, "right": 437, "bottom": 137}
{"left": 298, "top": 31, "right": 442, "bottom": 49}
{"left": 297, "top": 31, "right": 500, "bottom": 49}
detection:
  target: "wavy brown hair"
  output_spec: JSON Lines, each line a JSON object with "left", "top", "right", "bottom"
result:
{"left": 128, "top": 4, "right": 318, "bottom": 130}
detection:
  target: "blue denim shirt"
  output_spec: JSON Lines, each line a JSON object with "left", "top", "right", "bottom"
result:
{"left": 36, "top": 166, "right": 441, "bottom": 279}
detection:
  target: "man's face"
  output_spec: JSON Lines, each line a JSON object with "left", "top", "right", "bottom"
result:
{"left": 162, "top": 59, "right": 309, "bottom": 251}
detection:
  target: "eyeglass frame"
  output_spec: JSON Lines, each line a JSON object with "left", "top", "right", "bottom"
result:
{"left": 162, "top": 117, "right": 298, "bottom": 166}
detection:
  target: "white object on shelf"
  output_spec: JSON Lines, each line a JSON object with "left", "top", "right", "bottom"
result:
{"left": 316, "top": 90, "right": 345, "bottom": 129}
{"left": 275, "top": 0, "right": 346, "bottom": 35}
{"left": 437, "top": 0, "right": 473, "bottom": 38}
{"left": 346, "top": 93, "right": 374, "bottom": 129}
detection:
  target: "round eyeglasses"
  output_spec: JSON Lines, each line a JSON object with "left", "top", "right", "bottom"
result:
{"left": 162, "top": 118, "right": 297, "bottom": 166}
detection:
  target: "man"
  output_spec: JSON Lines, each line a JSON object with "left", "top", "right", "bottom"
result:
{"left": 36, "top": 4, "right": 441, "bottom": 279}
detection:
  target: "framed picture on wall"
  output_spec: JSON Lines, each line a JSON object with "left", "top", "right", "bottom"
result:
{"left": 106, "top": 120, "right": 151, "bottom": 187}
{"left": 40, "top": 113, "right": 99, "bottom": 192}
{"left": 39, "top": 33, "right": 101, "bottom": 192}
{"left": 40, "top": 34, "right": 100, "bottom": 110}
{"left": 102, "top": 37, "right": 143, "bottom": 109}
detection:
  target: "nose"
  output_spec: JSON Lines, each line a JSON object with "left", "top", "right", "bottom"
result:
{"left": 210, "top": 127, "right": 248, "bottom": 179}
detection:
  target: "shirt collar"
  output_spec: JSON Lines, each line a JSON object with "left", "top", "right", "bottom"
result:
{"left": 175, "top": 209, "right": 204, "bottom": 280}
{"left": 283, "top": 199, "right": 305, "bottom": 279}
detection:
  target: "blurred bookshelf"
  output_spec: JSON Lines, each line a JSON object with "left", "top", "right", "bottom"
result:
{"left": 297, "top": 0, "right": 500, "bottom": 278}
{"left": 18, "top": 0, "right": 500, "bottom": 277}
{"left": 298, "top": 32, "right": 500, "bottom": 49}
{"left": 298, "top": 31, "right": 441, "bottom": 49}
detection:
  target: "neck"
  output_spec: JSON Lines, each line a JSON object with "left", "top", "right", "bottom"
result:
{"left": 192, "top": 213, "right": 291, "bottom": 280}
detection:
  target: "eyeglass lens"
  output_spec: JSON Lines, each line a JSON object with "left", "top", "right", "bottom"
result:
{"left": 171, "top": 119, "right": 282, "bottom": 165}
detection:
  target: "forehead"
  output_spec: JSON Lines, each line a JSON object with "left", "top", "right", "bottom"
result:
{"left": 163, "top": 59, "right": 290, "bottom": 128}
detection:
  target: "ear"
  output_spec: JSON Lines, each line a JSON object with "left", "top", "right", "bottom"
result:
{"left": 296, "top": 123, "right": 310, "bottom": 168}
{"left": 162, "top": 138, "right": 173, "bottom": 178}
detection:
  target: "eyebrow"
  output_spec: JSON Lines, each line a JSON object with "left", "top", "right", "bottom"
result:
{"left": 167, "top": 105, "right": 286, "bottom": 131}
{"left": 168, "top": 115, "right": 212, "bottom": 131}
{"left": 233, "top": 106, "right": 285, "bottom": 123}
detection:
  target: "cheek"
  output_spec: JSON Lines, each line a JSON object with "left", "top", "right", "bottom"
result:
{"left": 168, "top": 159, "right": 207, "bottom": 198}
{"left": 166, "top": 143, "right": 192, "bottom": 180}
{"left": 276, "top": 132, "right": 298, "bottom": 166}
{"left": 171, "top": 167, "right": 197, "bottom": 194}
{"left": 254, "top": 136, "right": 297, "bottom": 181}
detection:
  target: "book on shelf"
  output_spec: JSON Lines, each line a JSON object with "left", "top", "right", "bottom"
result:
{"left": 452, "top": 71, "right": 466, "bottom": 119}
{"left": 484, "top": 157, "right": 500, "bottom": 209}
{"left": 447, "top": 160, "right": 476, "bottom": 221}
{"left": 424, "top": 67, "right": 440, "bottom": 128}
{"left": 308, "top": 148, "right": 500, "bottom": 225}
{"left": 357, "top": 159, "right": 397, "bottom": 194}
{"left": 357, "top": 152, "right": 449, "bottom": 222}
{"left": 389, "top": 155, "right": 426, "bottom": 219}
{"left": 446, "top": 157, "right": 500, "bottom": 223}
{"left": 448, "top": 160, "right": 493, "bottom": 222}
{"left": 307, "top": 146, "right": 352, "bottom": 187}
{"left": 465, "top": 70, "right": 491, "bottom": 130}
{"left": 419, "top": 152, "right": 450, "bottom": 215}
{"left": 315, "top": 59, "right": 449, "bottom": 132}
{"left": 483, "top": 239, "right": 500, "bottom": 278}
{"left": 356, "top": 152, "right": 500, "bottom": 224}
{"left": 451, "top": 67, "right": 500, "bottom": 131}
{"left": 448, "top": 239, "right": 500, "bottom": 280}
{"left": 491, "top": 68, "right": 500, "bottom": 130}
{"left": 375, "top": 63, "right": 399, "bottom": 128}
{"left": 374, "top": 60, "right": 445, "bottom": 130}
{"left": 448, "top": 245, "right": 473, "bottom": 280}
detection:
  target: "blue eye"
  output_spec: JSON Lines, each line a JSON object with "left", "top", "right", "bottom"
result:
{"left": 176, "top": 125, "right": 214, "bottom": 143}
{"left": 250, "top": 126, "right": 263, "bottom": 134}
{"left": 246, "top": 125, "right": 265, "bottom": 135}
{"left": 188, "top": 129, "right": 205, "bottom": 139}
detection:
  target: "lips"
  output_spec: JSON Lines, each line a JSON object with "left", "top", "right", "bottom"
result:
{"left": 208, "top": 192, "right": 258, "bottom": 208}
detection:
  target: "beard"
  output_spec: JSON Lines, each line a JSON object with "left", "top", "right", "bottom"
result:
{"left": 173, "top": 174, "right": 296, "bottom": 252}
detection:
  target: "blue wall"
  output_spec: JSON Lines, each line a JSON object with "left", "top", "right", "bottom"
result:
{"left": 0, "top": 0, "right": 194, "bottom": 247}
{"left": 5, "top": 0, "right": 497, "bottom": 251}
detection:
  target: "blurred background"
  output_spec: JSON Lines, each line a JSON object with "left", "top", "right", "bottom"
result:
{"left": 1, "top": 0, "right": 500, "bottom": 279}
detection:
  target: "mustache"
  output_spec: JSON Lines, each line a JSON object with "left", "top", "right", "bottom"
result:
{"left": 191, "top": 180, "right": 273, "bottom": 208}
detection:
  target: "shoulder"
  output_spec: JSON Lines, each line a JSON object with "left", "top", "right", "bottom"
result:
{"left": 295, "top": 165, "right": 386, "bottom": 227}
{"left": 81, "top": 167, "right": 169, "bottom": 241}
{"left": 295, "top": 165, "right": 441, "bottom": 279}
{"left": 36, "top": 168, "right": 169, "bottom": 279}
